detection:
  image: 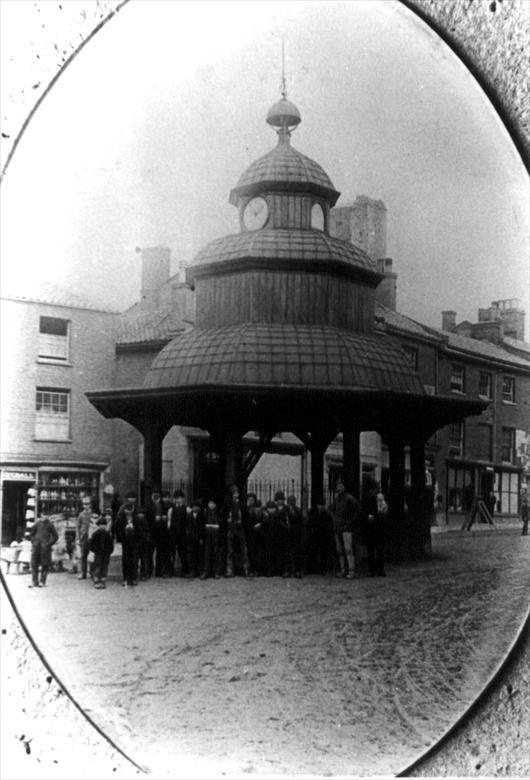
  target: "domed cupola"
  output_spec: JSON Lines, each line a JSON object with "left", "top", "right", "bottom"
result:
{"left": 229, "top": 97, "right": 340, "bottom": 212}
{"left": 186, "top": 89, "right": 382, "bottom": 329}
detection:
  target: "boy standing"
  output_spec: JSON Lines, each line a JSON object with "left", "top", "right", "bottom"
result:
{"left": 29, "top": 514, "right": 58, "bottom": 588}
{"left": 76, "top": 497, "right": 93, "bottom": 580}
{"left": 89, "top": 516, "right": 114, "bottom": 589}
{"left": 121, "top": 510, "right": 139, "bottom": 587}
{"left": 200, "top": 499, "right": 221, "bottom": 580}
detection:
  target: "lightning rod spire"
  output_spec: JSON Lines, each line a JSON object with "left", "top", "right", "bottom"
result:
{"left": 281, "top": 37, "right": 287, "bottom": 99}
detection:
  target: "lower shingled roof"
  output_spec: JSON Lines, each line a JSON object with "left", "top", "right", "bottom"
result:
{"left": 144, "top": 324, "right": 425, "bottom": 394}
{"left": 192, "top": 229, "right": 376, "bottom": 272}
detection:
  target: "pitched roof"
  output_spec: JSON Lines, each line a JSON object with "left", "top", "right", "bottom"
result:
{"left": 375, "top": 302, "right": 444, "bottom": 341}
{"left": 502, "top": 335, "right": 530, "bottom": 355}
{"left": 434, "top": 329, "right": 530, "bottom": 368}
{"left": 116, "top": 304, "right": 186, "bottom": 346}
{"left": 1, "top": 282, "right": 115, "bottom": 312}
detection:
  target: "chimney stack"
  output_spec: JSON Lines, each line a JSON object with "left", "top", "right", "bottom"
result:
{"left": 375, "top": 258, "right": 397, "bottom": 311}
{"left": 137, "top": 246, "right": 171, "bottom": 307}
{"left": 442, "top": 310, "right": 456, "bottom": 332}
{"left": 329, "top": 196, "right": 387, "bottom": 260}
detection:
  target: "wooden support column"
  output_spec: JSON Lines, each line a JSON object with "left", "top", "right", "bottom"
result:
{"left": 224, "top": 429, "right": 244, "bottom": 498}
{"left": 300, "top": 448, "right": 308, "bottom": 515}
{"left": 143, "top": 424, "right": 165, "bottom": 505}
{"left": 343, "top": 429, "right": 360, "bottom": 498}
{"left": 387, "top": 437, "right": 405, "bottom": 556}
{"left": 410, "top": 436, "right": 430, "bottom": 557}
{"left": 310, "top": 444, "right": 325, "bottom": 509}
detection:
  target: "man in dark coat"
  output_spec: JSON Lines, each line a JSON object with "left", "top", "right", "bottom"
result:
{"left": 286, "top": 495, "right": 304, "bottom": 578}
{"left": 245, "top": 493, "right": 265, "bottom": 576}
{"left": 146, "top": 491, "right": 164, "bottom": 577}
{"left": 167, "top": 491, "right": 189, "bottom": 576}
{"left": 186, "top": 501, "right": 203, "bottom": 578}
{"left": 114, "top": 491, "right": 138, "bottom": 544}
{"left": 225, "top": 486, "right": 250, "bottom": 577}
{"left": 120, "top": 509, "right": 139, "bottom": 587}
{"left": 89, "top": 516, "right": 114, "bottom": 589}
{"left": 135, "top": 508, "right": 152, "bottom": 581}
{"left": 200, "top": 499, "right": 221, "bottom": 579}
{"left": 29, "top": 514, "right": 58, "bottom": 587}
{"left": 274, "top": 491, "right": 290, "bottom": 577}
{"left": 366, "top": 493, "right": 388, "bottom": 577}
{"left": 152, "top": 512, "right": 169, "bottom": 577}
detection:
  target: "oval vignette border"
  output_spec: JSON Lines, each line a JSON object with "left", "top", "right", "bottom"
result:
{"left": 1, "top": 0, "right": 528, "bottom": 777}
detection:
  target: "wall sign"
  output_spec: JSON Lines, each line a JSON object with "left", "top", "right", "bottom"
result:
{"left": 1, "top": 471, "right": 37, "bottom": 482}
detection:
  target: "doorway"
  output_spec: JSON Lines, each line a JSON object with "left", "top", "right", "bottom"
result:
{"left": 479, "top": 468, "right": 494, "bottom": 500}
{"left": 1, "top": 481, "right": 31, "bottom": 545}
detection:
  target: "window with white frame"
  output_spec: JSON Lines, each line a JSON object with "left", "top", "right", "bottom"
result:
{"left": 448, "top": 422, "right": 464, "bottom": 456}
{"left": 447, "top": 464, "right": 474, "bottom": 511}
{"left": 494, "top": 470, "right": 519, "bottom": 514}
{"left": 402, "top": 345, "right": 418, "bottom": 370}
{"left": 38, "top": 317, "right": 69, "bottom": 361}
{"left": 501, "top": 427, "right": 515, "bottom": 463}
{"left": 502, "top": 376, "right": 515, "bottom": 403}
{"left": 450, "top": 364, "right": 465, "bottom": 393}
{"left": 478, "top": 371, "right": 493, "bottom": 399}
{"left": 35, "top": 388, "right": 70, "bottom": 440}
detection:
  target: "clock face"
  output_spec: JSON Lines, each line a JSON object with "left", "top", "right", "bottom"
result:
{"left": 243, "top": 197, "right": 269, "bottom": 230}
{"left": 311, "top": 202, "right": 325, "bottom": 231}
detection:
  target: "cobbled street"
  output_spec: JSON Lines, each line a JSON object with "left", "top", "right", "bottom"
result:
{"left": 3, "top": 530, "right": 529, "bottom": 778}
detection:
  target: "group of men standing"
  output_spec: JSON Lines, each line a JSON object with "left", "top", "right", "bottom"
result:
{"left": 98, "top": 480, "right": 387, "bottom": 585}
{"left": 105, "top": 487, "right": 306, "bottom": 583}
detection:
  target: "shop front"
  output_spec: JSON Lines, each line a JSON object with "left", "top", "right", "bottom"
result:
{"left": 445, "top": 459, "right": 522, "bottom": 525}
{"left": 1, "top": 465, "right": 104, "bottom": 545}
{"left": 1, "top": 469, "right": 38, "bottom": 545}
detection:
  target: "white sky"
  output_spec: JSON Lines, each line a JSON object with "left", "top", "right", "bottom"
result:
{"left": 1, "top": 0, "right": 528, "bottom": 335}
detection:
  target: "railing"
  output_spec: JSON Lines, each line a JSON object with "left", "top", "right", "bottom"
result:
{"left": 160, "top": 478, "right": 307, "bottom": 507}
{"left": 247, "top": 478, "right": 302, "bottom": 506}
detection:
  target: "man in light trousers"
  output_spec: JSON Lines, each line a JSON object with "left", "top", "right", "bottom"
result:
{"left": 332, "top": 480, "right": 362, "bottom": 579}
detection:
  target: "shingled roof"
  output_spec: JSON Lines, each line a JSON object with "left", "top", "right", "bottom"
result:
{"left": 144, "top": 323, "right": 426, "bottom": 395}
{"left": 117, "top": 304, "right": 186, "bottom": 346}
{"left": 230, "top": 140, "right": 338, "bottom": 205}
{"left": 191, "top": 229, "right": 376, "bottom": 273}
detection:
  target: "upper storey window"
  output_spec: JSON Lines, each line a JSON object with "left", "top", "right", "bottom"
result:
{"left": 35, "top": 387, "right": 70, "bottom": 441}
{"left": 450, "top": 364, "right": 465, "bottom": 393}
{"left": 311, "top": 203, "right": 325, "bottom": 231}
{"left": 502, "top": 376, "right": 515, "bottom": 404}
{"left": 479, "top": 371, "right": 493, "bottom": 399}
{"left": 39, "top": 316, "right": 69, "bottom": 362}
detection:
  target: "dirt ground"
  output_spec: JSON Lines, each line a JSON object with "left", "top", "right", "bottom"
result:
{"left": 2, "top": 530, "right": 529, "bottom": 779}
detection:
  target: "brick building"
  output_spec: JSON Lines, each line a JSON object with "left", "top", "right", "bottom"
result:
{"left": 0, "top": 285, "right": 116, "bottom": 543}
{"left": 375, "top": 299, "right": 530, "bottom": 522}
